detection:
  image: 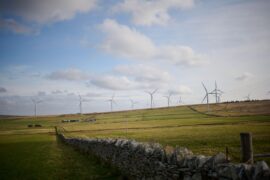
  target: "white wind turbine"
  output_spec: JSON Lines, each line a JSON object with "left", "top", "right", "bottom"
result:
{"left": 32, "top": 98, "right": 43, "bottom": 117}
{"left": 145, "top": 89, "right": 158, "bottom": 109}
{"left": 130, "top": 99, "right": 138, "bottom": 110}
{"left": 178, "top": 96, "right": 182, "bottom": 104}
{"left": 164, "top": 92, "right": 172, "bottom": 107}
{"left": 244, "top": 93, "right": 251, "bottom": 101}
{"left": 107, "top": 95, "right": 116, "bottom": 111}
{"left": 211, "top": 81, "right": 224, "bottom": 103}
{"left": 201, "top": 82, "right": 211, "bottom": 112}
{"left": 79, "top": 95, "right": 91, "bottom": 115}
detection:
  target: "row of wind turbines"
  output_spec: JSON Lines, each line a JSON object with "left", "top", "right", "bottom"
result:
{"left": 31, "top": 81, "right": 253, "bottom": 116}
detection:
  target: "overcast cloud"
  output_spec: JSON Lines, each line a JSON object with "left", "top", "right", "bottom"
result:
{"left": 113, "top": 0, "right": 194, "bottom": 26}
{"left": 99, "top": 19, "right": 205, "bottom": 66}
{"left": 0, "top": 0, "right": 97, "bottom": 24}
{"left": 47, "top": 68, "right": 90, "bottom": 81}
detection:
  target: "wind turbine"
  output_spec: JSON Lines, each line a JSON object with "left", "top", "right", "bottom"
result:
{"left": 164, "top": 92, "right": 172, "bottom": 107}
{"left": 244, "top": 94, "right": 251, "bottom": 101}
{"left": 78, "top": 95, "right": 91, "bottom": 115}
{"left": 201, "top": 82, "right": 210, "bottom": 112}
{"left": 107, "top": 95, "right": 116, "bottom": 111}
{"left": 145, "top": 89, "right": 158, "bottom": 108}
{"left": 130, "top": 99, "right": 138, "bottom": 109}
{"left": 79, "top": 95, "right": 82, "bottom": 114}
{"left": 178, "top": 96, "right": 182, "bottom": 104}
{"left": 211, "top": 81, "right": 224, "bottom": 103}
{"left": 32, "top": 98, "right": 43, "bottom": 117}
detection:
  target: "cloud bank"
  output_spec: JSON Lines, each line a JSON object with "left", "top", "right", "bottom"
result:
{"left": 99, "top": 19, "right": 205, "bottom": 66}
{"left": 0, "top": 18, "right": 34, "bottom": 34}
{"left": 113, "top": 0, "right": 194, "bottom": 26}
{"left": 0, "top": 87, "right": 7, "bottom": 93}
{"left": 0, "top": 0, "right": 97, "bottom": 24}
{"left": 47, "top": 68, "right": 90, "bottom": 81}
{"left": 235, "top": 72, "right": 254, "bottom": 81}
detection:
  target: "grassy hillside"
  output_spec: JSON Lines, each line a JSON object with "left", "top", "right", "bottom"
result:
{"left": 0, "top": 100, "right": 269, "bottom": 178}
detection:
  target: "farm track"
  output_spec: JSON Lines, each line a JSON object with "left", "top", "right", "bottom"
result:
{"left": 63, "top": 120, "right": 269, "bottom": 134}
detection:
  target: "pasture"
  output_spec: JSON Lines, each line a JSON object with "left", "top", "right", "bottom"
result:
{"left": 0, "top": 132, "right": 120, "bottom": 179}
{"left": 0, "top": 100, "right": 269, "bottom": 178}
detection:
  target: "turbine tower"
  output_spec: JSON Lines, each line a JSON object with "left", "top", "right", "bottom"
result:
{"left": 79, "top": 95, "right": 82, "bottom": 114}
{"left": 245, "top": 94, "right": 251, "bottom": 101}
{"left": 32, "top": 99, "right": 42, "bottom": 117}
{"left": 130, "top": 99, "right": 137, "bottom": 109}
{"left": 79, "top": 94, "right": 91, "bottom": 115}
{"left": 178, "top": 96, "right": 182, "bottom": 104}
{"left": 164, "top": 92, "right": 172, "bottom": 107}
{"left": 146, "top": 89, "right": 158, "bottom": 108}
{"left": 201, "top": 82, "right": 210, "bottom": 112}
{"left": 107, "top": 95, "right": 116, "bottom": 111}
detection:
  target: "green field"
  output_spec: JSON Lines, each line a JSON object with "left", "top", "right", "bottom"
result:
{"left": 0, "top": 134, "right": 120, "bottom": 179}
{"left": 0, "top": 100, "right": 270, "bottom": 179}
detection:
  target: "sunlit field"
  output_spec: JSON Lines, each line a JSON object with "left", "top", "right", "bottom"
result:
{"left": 1, "top": 101, "right": 269, "bottom": 174}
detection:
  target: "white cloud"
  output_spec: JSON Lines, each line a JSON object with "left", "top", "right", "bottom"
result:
{"left": 235, "top": 72, "right": 254, "bottom": 81}
{"left": 159, "top": 45, "right": 206, "bottom": 66}
{"left": 114, "top": 64, "right": 171, "bottom": 83}
{"left": 169, "top": 85, "right": 192, "bottom": 95}
{"left": 113, "top": 0, "right": 194, "bottom": 26}
{"left": 51, "top": 90, "right": 64, "bottom": 95}
{"left": 91, "top": 75, "right": 135, "bottom": 90}
{"left": 99, "top": 19, "right": 204, "bottom": 66}
{"left": 47, "top": 68, "right": 90, "bottom": 81}
{"left": 0, "top": 18, "right": 34, "bottom": 35}
{"left": 37, "top": 91, "right": 46, "bottom": 96}
{"left": 0, "top": 0, "right": 97, "bottom": 24}
{"left": 90, "top": 63, "right": 173, "bottom": 91}
{"left": 99, "top": 19, "right": 156, "bottom": 60}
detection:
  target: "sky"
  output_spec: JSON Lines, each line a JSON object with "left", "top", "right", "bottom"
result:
{"left": 0, "top": 0, "right": 269, "bottom": 115}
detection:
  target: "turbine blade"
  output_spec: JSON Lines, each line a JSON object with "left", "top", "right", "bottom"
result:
{"left": 152, "top": 88, "right": 158, "bottom": 94}
{"left": 202, "top": 94, "right": 207, "bottom": 103}
{"left": 201, "top": 82, "right": 208, "bottom": 93}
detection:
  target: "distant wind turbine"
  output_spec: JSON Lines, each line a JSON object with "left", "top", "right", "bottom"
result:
{"left": 164, "top": 92, "right": 172, "bottom": 107}
{"left": 107, "top": 95, "right": 116, "bottom": 111}
{"left": 210, "top": 81, "right": 224, "bottom": 103}
{"left": 32, "top": 98, "right": 43, "bottom": 117}
{"left": 178, "top": 96, "right": 182, "bottom": 104}
{"left": 244, "top": 94, "right": 251, "bottom": 101}
{"left": 145, "top": 89, "right": 158, "bottom": 108}
{"left": 79, "top": 95, "right": 91, "bottom": 115}
{"left": 201, "top": 82, "right": 211, "bottom": 112}
{"left": 130, "top": 99, "right": 138, "bottom": 109}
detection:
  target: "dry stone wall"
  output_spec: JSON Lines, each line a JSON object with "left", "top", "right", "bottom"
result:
{"left": 57, "top": 133, "right": 269, "bottom": 180}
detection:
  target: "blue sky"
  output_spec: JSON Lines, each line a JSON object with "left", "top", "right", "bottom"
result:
{"left": 0, "top": 0, "right": 269, "bottom": 115}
